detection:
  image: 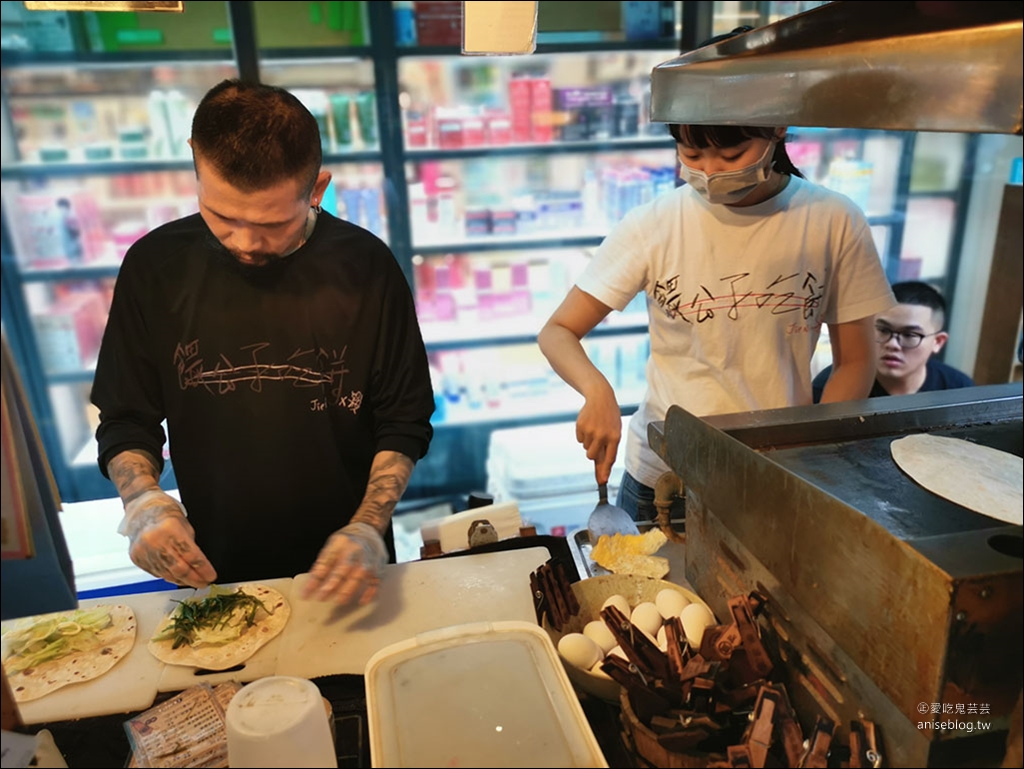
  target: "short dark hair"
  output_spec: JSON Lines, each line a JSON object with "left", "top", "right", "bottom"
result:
{"left": 190, "top": 79, "right": 321, "bottom": 196}
{"left": 892, "top": 280, "right": 947, "bottom": 329}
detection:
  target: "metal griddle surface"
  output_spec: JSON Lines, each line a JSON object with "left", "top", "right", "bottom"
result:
{"left": 761, "top": 421, "right": 1022, "bottom": 540}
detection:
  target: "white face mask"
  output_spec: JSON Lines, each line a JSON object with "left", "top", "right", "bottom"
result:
{"left": 679, "top": 140, "right": 777, "bottom": 205}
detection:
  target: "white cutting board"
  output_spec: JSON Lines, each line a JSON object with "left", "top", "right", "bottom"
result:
{"left": 10, "top": 591, "right": 172, "bottom": 725}
{"left": 156, "top": 578, "right": 293, "bottom": 692}
{"left": 275, "top": 547, "right": 549, "bottom": 679}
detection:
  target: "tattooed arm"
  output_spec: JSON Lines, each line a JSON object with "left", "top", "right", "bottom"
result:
{"left": 108, "top": 449, "right": 217, "bottom": 588}
{"left": 350, "top": 450, "right": 415, "bottom": 533}
{"left": 108, "top": 449, "right": 162, "bottom": 501}
{"left": 302, "top": 450, "right": 415, "bottom": 605}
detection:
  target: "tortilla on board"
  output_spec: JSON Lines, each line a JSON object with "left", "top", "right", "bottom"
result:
{"left": 1, "top": 604, "right": 136, "bottom": 703}
{"left": 890, "top": 433, "right": 1023, "bottom": 525}
{"left": 147, "top": 583, "right": 290, "bottom": 670}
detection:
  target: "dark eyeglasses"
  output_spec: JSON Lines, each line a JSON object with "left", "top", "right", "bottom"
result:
{"left": 875, "top": 323, "right": 938, "bottom": 349}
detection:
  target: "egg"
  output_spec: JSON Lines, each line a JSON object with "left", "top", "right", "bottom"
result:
{"left": 655, "top": 588, "right": 691, "bottom": 620}
{"left": 583, "top": 620, "right": 617, "bottom": 653}
{"left": 601, "top": 594, "right": 631, "bottom": 617}
{"left": 558, "top": 632, "right": 602, "bottom": 671}
{"left": 590, "top": 659, "right": 613, "bottom": 680}
{"left": 630, "top": 602, "right": 663, "bottom": 637}
{"left": 680, "top": 603, "right": 716, "bottom": 650}
{"left": 656, "top": 625, "right": 668, "bottom": 651}
{"left": 607, "top": 644, "right": 628, "bottom": 662}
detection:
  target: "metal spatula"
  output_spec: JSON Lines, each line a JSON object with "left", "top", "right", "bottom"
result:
{"left": 587, "top": 482, "right": 640, "bottom": 541}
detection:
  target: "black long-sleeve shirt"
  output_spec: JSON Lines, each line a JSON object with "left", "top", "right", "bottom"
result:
{"left": 811, "top": 359, "right": 975, "bottom": 403}
{"left": 91, "top": 212, "right": 434, "bottom": 582}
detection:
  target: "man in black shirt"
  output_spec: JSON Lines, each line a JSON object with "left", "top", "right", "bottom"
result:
{"left": 91, "top": 79, "right": 435, "bottom": 605}
{"left": 812, "top": 280, "right": 973, "bottom": 403}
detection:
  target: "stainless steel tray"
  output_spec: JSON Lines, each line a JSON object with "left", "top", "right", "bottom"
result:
{"left": 566, "top": 528, "right": 610, "bottom": 581}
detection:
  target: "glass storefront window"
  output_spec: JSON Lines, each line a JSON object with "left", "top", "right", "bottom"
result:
{"left": 0, "top": 0, "right": 232, "bottom": 55}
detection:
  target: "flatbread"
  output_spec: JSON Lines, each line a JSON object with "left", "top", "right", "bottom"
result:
{"left": 1, "top": 604, "right": 136, "bottom": 703}
{"left": 890, "top": 434, "right": 1023, "bottom": 525}
{"left": 148, "top": 584, "right": 290, "bottom": 671}
{"left": 591, "top": 529, "right": 671, "bottom": 578}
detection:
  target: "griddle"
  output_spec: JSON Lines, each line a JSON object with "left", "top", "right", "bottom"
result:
{"left": 648, "top": 382, "right": 1023, "bottom": 768}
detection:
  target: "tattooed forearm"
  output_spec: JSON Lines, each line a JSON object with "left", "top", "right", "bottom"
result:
{"left": 108, "top": 449, "right": 162, "bottom": 502}
{"left": 121, "top": 499, "right": 187, "bottom": 540}
{"left": 351, "top": 451, "right": 415, "bottom": 532}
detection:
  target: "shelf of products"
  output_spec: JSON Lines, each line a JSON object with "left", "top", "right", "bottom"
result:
{"left": 260, "top": 57, "right": 381, "bottom": 156}
{"left": 393, "top": 30, "right": 678, "bottom": 502}
{"left": 1, "top": 1, "right": 1008, "bottom": 509}
{"left": 415, "top": 248, "right": 646, "bottom": 349}
{"left": 406, "top": 149, "right": 676, "bottom": 251}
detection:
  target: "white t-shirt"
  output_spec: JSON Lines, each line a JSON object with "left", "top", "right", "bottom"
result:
{"left": 576, "top": 175, "right": 895, "bottom": 487}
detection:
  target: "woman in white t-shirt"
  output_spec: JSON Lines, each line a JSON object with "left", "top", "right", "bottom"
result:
{"left": 537, "top": 120, "right": 895, "bottom": 522}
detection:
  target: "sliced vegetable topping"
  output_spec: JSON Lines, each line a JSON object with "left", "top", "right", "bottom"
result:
{"left": 2, "top": 609, "right": 114, "bottom": 672}
{"left": 152, "top": 586, "right": 270, "bottom": 649}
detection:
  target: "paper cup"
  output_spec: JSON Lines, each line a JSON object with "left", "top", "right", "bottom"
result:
{"left": 226, "top": 676, "right": 337, "bottom": 768}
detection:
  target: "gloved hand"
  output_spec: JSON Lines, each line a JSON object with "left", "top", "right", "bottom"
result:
{"left": 302, "top": 521, "right": 388, "bottom": 606}
{"left": 118, "top": 489, "right": 217, "bottom": 588}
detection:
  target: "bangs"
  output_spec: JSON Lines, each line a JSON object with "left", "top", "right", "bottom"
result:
{"left": 671, "top": 124, "right": 776, "bottom": 149}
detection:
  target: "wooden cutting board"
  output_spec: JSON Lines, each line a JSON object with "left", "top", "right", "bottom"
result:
{"left": 10, "top": 591, "right": 172, "bottom": 725}
{"left": 156, "top": 578, "right": 293, "bottom": 692}
{"left": 275, "top": 547, "right": 550, "bottom": 679}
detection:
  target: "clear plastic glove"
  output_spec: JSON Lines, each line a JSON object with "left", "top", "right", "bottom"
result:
{"left": 302, "top": 521, "right": 388, "bottom": 606}
{"left": 118, "top": 489, "right": 217, "bottom": 588}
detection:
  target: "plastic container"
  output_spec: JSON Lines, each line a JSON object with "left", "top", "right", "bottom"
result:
{"left": 365, "top": 621, "right": 608, "bottom": 768}
{"left": 226, "top": 676, "right": 337, "bottom": 768}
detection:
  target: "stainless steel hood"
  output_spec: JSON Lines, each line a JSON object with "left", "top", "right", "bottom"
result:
{"left": 650, "top": 1, "right": 1023, "bottom": 134}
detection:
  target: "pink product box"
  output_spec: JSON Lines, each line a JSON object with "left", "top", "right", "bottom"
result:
{"left": 416, "top": 261, "right": 458, "bottom": 323}
{"left": 485, "top": 113, "right": 512, "bottom": 145}
{"left": 530, "top": 78, "right": 553, "bottom": 143}
{"left": 462, "top": 116, "right": 485, "bottom": 147}
{"left": 406, "top": 113, "right": 429, "bottom": 148}
{"left": 436, "top": 116, "right": 464, "bottom": 149}
{"left": 416, "top": 291, "right": 457, "bottom": 323}
{"left": 477, "top": 288, "right": 532, "bottom": 322}
{"left": 508, "top": 78, "right": 533, "bottom": 144}
{"left": 484, "top": 285, "right": 532, "bottom": 320}
{"left": 475, "top": 261, "right": 532, "bottom": 321}
{"left": 787, "top": 141, "right": 823, "bottom": 176}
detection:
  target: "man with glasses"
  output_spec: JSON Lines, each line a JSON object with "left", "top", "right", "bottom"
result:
{"left": 812, "top": 281, "right": 974, "bottom": 403}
